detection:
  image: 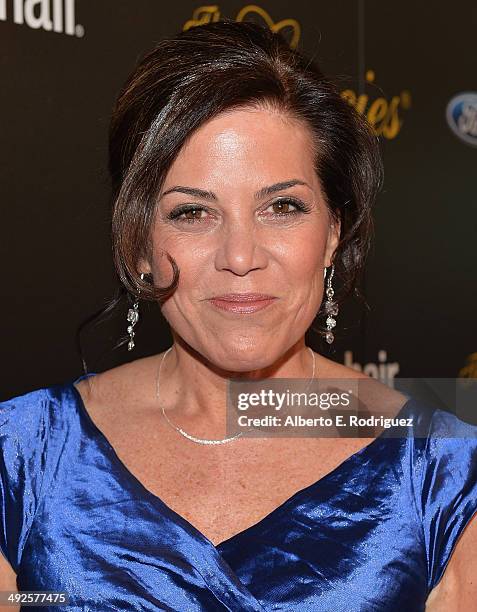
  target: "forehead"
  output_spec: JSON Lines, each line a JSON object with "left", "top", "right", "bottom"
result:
{"left": 162, "top": 107, "right": 319, "bottom": 191}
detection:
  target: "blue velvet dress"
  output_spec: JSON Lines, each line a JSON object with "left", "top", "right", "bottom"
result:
{"left": 1, "top": 373, "right": 477, "bottom": 611}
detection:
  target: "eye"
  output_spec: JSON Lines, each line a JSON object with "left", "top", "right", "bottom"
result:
{"left": 166, "top": 205, "right": 210, "bottom": 224}
{"left": 262, "top": 198, "right": 312, "bottom": 218}
{"left": 165, "top": 198, "right": 312, "bottom": 227}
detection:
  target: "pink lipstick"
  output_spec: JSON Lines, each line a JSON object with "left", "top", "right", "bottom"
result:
{"left": 208, "top": 293, "right": 278, "bottom": 314}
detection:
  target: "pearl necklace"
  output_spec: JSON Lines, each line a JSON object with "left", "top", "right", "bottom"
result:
{"left": 156, "top": 346, "right": 316, "bottom": 445}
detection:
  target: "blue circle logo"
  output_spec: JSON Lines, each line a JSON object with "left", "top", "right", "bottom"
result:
{"left": 446, "top": 92, "right": 477, "bottom": 147}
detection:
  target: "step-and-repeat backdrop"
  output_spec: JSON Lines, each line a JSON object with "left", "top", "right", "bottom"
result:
{"left": 1, "top": 1, "right": 476, "bottom": 398}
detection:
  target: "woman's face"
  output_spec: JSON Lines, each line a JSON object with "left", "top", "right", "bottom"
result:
{"left": 140, "top": 107, "right": 340, "bottom": 371}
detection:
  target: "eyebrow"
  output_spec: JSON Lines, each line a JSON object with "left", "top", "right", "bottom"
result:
{"left": 159, "top": 179, "right": 310, "bottom": 202}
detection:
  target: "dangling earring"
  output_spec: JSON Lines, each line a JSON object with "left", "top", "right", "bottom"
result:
{"left": 323, "top": 264, "right": 338, "bottom": 344}
{"left": 127, "top": 273, "right": 145, "bottom": 351}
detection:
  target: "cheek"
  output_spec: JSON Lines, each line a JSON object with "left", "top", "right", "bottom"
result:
{"left": 149, "top": 231, "right": 203, "bottom": 288}
{"left": 280, "top": 225, "right": 327, "bottom": 281}
{"left": 151, "top": 240, "right": 211, "bottom": 311}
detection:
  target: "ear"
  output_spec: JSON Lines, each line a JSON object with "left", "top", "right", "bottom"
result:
{"left": 324, "top": 213, "right": 341, "bottom": 268}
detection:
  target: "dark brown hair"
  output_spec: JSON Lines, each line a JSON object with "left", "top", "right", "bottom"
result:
{"left": 79, "top": 19, "right": 383, "bottom": 360}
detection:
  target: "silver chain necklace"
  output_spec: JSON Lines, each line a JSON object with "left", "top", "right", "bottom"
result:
{"left": 156, "top": 346, "right": 316, "bottom": 445}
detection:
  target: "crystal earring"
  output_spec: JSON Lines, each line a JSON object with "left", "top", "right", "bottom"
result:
{"left": 127, "top": 273, "right": 145, "bottom": 351}
{"left": 324, "top": 264, "right": 338, "bottom": 344}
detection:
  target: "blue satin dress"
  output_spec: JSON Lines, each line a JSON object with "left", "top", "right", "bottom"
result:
{"left": 1, "top": 373, "right": 477, "bottom": 611}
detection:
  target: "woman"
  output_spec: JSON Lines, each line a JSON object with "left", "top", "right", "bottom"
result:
{"left": 1, "top": 20, "right": 476, "bottom": 611}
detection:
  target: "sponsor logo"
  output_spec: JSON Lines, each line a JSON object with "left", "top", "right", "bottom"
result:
{"left": 184, "top": 5, "right": 411, "bottom": 139}
{"left": 0, "top": 0, "right": 84, "bottom": 37}
{"left": 344, "top": 350, "right": 400, "bottom": 387}
{"left": 183, "top": 4, "right": 300, "bottom": 49}
{"left": 446, "top": 92, "right": 477, "bottom": 147}
{"left": 458, "top": 352, "right": 477, "bottom": 379}
{"left": 341, "top": 70, "right": 411, "bottom": 140}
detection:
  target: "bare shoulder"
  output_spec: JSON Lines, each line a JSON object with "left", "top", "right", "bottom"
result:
{"left": 73, "top": 353, "right": 164, "bottom": 410}
{"left": 312, "top": 351, "right": 408, "bottom": 412}
{"left": 313, "top": 352, "right": 370, "bottom": 380}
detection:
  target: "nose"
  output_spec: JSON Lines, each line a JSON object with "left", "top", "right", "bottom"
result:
{"left": 214, "top": 221, "right": 269, "bottom": 276}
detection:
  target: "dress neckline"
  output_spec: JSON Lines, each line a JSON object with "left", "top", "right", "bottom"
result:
{"left": 68, "top": 372, "right": 414, "bottom": 551}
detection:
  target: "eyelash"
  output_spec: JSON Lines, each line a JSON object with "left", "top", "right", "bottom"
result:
{"left": 166, "top": 198, "right": 312, "bottom": 224}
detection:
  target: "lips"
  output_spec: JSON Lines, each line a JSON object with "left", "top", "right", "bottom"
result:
{"left": 210, "top": 293, "right": 276, "bottom": 302}
{"left": 207, "top": 293, "right": 278, "bottom": 313}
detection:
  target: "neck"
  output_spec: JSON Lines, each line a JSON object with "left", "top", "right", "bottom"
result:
{"left": 158, "top": 334, "right": 315, "bottom": 428}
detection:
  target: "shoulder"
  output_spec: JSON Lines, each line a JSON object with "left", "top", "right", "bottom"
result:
{"left": 412, "top": 400, "right": 477, "bottom": 490}
{"left": 410, "top": 401, "right": 477, "bottom": 595}
{"left": 416, "top": 403, "right": 477, "bottom": 470}
{"left": 0, "top": 385, "right": 56, "bottom": 571}
{"left": 312, "top": 352, "right": 370, "bottom": 380}
{"left": 313, "top": 351, "right": 410, "bottom": 415}
{"left": 0, "top": 378, "right": 78, "bottom": 464}
{"left": 74, "top": 354, "right": 161, "bottom": 401}
{"left": 427, "top": 403, "right": 477, "bottom": 437}
{"left": 423, "top": 408, "right": 477, "bottom": 609}
{"left": 1, "top": 375, "right": 95, "bottom": 436}
{"left": 0, "top": 385, "right": 50, "bottom": 435}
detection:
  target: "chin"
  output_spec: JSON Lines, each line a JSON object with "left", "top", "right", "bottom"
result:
{"left": 205, "top": 340, "right": 283, "bottom": 373}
